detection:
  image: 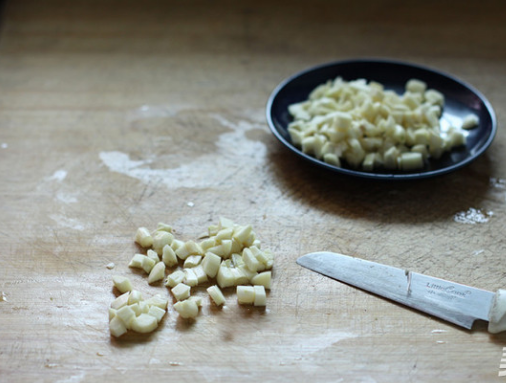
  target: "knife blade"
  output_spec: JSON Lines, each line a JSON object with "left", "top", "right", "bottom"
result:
{"left": 297, "top": 251, "right": 506, "bottom": 333}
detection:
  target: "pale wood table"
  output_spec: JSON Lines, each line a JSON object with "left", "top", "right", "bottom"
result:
{"left": 1, "top": 1, "right": 506, "bottom": 382}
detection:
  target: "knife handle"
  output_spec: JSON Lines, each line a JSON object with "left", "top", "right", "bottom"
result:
{"left": 488, "top": 289, "right": 506, "bottom": 334}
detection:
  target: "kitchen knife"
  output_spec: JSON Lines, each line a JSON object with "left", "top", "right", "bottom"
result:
{"left": 297, "top": 251, "right": 506, "bottom": 333}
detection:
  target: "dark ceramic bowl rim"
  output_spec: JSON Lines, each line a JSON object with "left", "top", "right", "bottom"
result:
{"left": 266, "top": 58, "right": 497, "bottom": 180}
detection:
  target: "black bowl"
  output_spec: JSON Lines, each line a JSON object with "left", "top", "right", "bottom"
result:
{"left": 266, "top": 58, "right": 497, "bottom": 180}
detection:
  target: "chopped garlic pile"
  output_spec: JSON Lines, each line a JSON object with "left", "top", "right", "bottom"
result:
{"left": 288, "top": 77, "right": 474, "bottom": 171}
{"left": 109, "top": 290, "right": 168, "bottom": 337}
{"left": 109, "top": 218, "right": 274, "bottom": 337}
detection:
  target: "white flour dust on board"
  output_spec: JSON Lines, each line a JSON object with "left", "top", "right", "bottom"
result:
{"left": 453, "top": 208, "right": 493, "bottom": 224}
{"left": 99, "top": 112, "right": 267, "bottom": 189}
{"left": 49, "top": 214, "right": 86, "bottom": 231}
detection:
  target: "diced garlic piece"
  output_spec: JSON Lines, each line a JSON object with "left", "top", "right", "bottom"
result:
{"left": 230, "top": 268, "right": 249, "bottom": 285}
{"left": 237, "top": 264, "right": 257, "bottom": 281}
{"left": 233, "top": 225, "right": 253, "bottom": 246}
{"left": 183, "top": 268, "right": 198, "bottom": 287}
{"left": 138, "top": 301, "right": 150, "bottom": 314}
{"left": 406, "top": 79, "right": 427, "bottom": 93}
{"left": 414, "top": 128, "right": 430, "bottom": 145}
{"left": 216, "top": 265, "right": 235, "bottom": 288}
{"left": 192, "top": 265, "right": 208, "bottom": 284}
{"left": 231, "top": 253, "right": 244, "bottom": 267}
{"left": 116, "top": 305, "right": 136, "bottom": 328}
{"left": 251, "top": 271, "right": 272, "bottom": 289}
{"left": 199, "top": 238, "right": 216, "bottom": 252}
{"left": 237, "top": 286, "right": 255, "bottom": 305}
{"left": 215, "top": 227, "right": 234, "bottom": 241}
{"left": 170, "top": 239, "right": 185, "bottom": 252}
{"left": 148, "top": 261, "right": 166, "bottom": 284}
{"left": 207, "top": 285, "right": 226, "bottom": 306}
{"left": 208, "top": 224, "right": 219, "bottom": 237}
{"left": 135, "top": 227, "right": 153, "bottom": 248}
{"left": 111, "top": 292, "right": 130, "bottom": 310}
{"left": 429, "top": 130, "right": 445, "bottom": 159}
{"left": 207, "top": 240, "right": 233, "bottom": 258}
{"left": 128, "top": 253, "right": 145, "bottom": 269}
{"left": 165, "top": 270, "right": 185, "bottom": 288}
{"left": 147, "top": 306, "right": 166, "bottom": 323}
{"left": 184, "top": 255, "right": 202, "bottom": 268}
{"left": 173, "top": 299, "right": 199, "bottom": 319}
{"left": 242, "top": 247, "right": 261, "bottom": 272}
{"left": 362, "top": 152, "right": 376, "bottom": 171}
{"left": 144, "top": 294, "right": 168, "bottom": 309}
{"left": 201, "top": 252, "right": 222, "bottom": 278}
{"left": 399, "top": 152, "right": 424, "bottom": 171}
{"left": 141, "top": 256, "right": 156, "bottom": 274}
{"left": 109, "top": 308, "right": 117, "bottom": 321}
{"left": 171, "top": 283, "right": 191, "bottom": 301}
{"left": 109, "top": 316, "right": 128, "bottom": 337}
{"left": 447, "top": 128, "right": 466, "bottom": 147}
{"left": 131, "top": 313, "right": 158, "bottom": 333}
{"left": 383, "top": 146, "right": 400, "bottom": 169}
{"left": 410, "top": 144, "right": 428, "bottom": 160}
{"left": 162, "top": 244, "right": 178, "bottom": 267}
{"left": 129, "top": 303, "right": 141, "bottom": 316}
{"left": 127, "top": 290, "right": 143, "bottom": 305}
{"left": 175, "top": 240, "right": 202, "bottom": 260}
{"left": 112, "top": 275, "right": 133, "bottom": 293}
{"left": 147, "top": 249, "right": 160, "bottom": 262}
{"left": 253, "top": 285, "right": 267, "bottom": 306}
{"left": 152, "top": 231, "right": 174, "bottom": 255}
{"left": 188, "top": 295, "right": 203, "bottom": 307}
{"left": 155, "top": 222, "right": 173, "bottom": 233}
{"left": 218, "top": 217, "right": 235, "bottom": 229}
{"left": 461, "top": 114, "right": 479, "bottom": 129}
{"left": 424, "top": 89, "right": 445, "bottom": 106}
{"left": 323, "top": 153, "right": 341, "bottom": 166}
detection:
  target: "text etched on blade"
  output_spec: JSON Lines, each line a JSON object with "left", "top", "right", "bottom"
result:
{"left": 426, "top": 282, "right": 472, "bottom": 301}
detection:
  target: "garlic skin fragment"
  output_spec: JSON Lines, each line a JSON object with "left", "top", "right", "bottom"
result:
{"left": 207, "top": 285, "right": 226, "bottom": 306}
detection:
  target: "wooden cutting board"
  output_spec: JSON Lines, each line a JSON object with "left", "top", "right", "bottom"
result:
{"left": 1, "top": 1, "right": 506, "bottom": 382}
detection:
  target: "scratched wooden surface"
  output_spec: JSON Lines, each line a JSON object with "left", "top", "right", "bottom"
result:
{"left": 1, "top": 1, "right": 506, "bottom": 382}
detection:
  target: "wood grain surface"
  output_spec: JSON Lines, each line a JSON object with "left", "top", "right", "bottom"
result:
{"left": 1, "top": 1, "right": 506, "bottom": 382}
